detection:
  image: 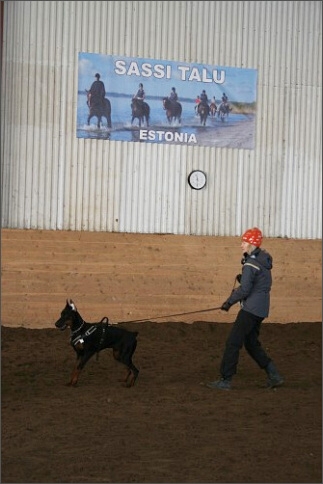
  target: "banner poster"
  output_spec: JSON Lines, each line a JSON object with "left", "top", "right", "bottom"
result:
{"left": 77, "top": 52, "right": 257, "bottom": 149}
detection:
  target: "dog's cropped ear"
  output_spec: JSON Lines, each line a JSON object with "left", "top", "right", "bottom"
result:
{"left": 69, "top": 299, "right": 77, "bottom": 311}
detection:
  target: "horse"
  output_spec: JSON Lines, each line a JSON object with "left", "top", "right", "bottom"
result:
{"left": 86, "top": 91, "right": 112, "bottom": 128}
{"left": 198, "top": 102, "right": 209, "bottom": 126}
{"left": 218, "top": 102, "right": 231, "bottom": 122}
{"left": 131, "top": 98, "right": 150, "bottom": 127}
{"left": 162, "top": 97, "right": 182, "bottom": 124}
{"left": 209, "top": 102, "right": 217, "bottom": 117}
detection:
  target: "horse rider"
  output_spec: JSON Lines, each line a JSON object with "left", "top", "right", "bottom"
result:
{"left": 169, "top": 87, "right": 178, "bottom": 105}
{"left": 88, "top": 73, "right": 106, "bottom": 108}
{"left": 199, "top": 90, "right": 210, "bottom": 115}
{"left": 210, "top": 96, "right": 217, "bottom": 115}
{"left": 200, "top": 90, "right": 209, "bottom": 107}
{"left": 194, "top": 95, "right": 200, "bottom": 113}
{"left": 219, "top": 92, "right": 230, "bottom": 115}
{"left": 222, "top": 92, "right": 228, "bottom": 104}
{"left": 133, "top": 83, "right": 145, "bottom": 104}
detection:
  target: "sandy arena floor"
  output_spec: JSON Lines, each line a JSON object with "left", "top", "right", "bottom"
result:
{"left": 1, "top": 320, "right": 321, "bottom": 483}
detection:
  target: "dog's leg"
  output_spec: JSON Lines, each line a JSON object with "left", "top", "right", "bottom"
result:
{"left": 113, "top": 349, "right": 128, "bottom": 383}
{"left": 126, "top": 370, "right": 135, "bottom": 387}
{"left": 118, "top": 338, "right": 139, "bottom": 387}
{"left": 68, "top": 365, "right": 81, "bottom": 386}
{"left": 125, "top": 365, "right": 139, "bottom": 387}
{"left": 113, "top": 348, "right": 138, "bottom": 386}
{"left": 124, "top": 368, "right": 132, "bottom": 384}
{"left": 67, "top": 351, "right": 94, "bottom": 386}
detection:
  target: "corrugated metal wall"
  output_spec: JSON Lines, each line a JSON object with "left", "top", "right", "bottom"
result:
{"left": 1, "top": 1, "right": 322, "bottom": 238}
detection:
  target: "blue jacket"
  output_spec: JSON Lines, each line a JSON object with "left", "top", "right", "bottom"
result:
{"left": 225, "top": 248, "right": 273, "bottom": 318}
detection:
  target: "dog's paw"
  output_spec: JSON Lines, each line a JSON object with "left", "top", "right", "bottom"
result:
{"left": 66, "top": 380, "right": 78, "bottom": 387}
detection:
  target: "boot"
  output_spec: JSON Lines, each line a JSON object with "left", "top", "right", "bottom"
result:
{"left": 206, "top": 378, "right": 232, "bottom": 390}
{"left": 265, "top": 361, "right": 284, "bottom": 388}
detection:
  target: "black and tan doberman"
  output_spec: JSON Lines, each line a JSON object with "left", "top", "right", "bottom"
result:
{"left": 55, "top": 300, "right": 139, "bottom": 387}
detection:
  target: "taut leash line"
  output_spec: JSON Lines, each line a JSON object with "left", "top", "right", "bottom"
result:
{"left": 118, "top": 306, "right": 223, "bottom": 324}
{"left": 115, "top": 275, "right": 238, "bottom": 325}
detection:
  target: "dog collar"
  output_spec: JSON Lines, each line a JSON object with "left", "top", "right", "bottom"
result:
{"left": 71, "top": 321, "right": 85, "bottom": 335}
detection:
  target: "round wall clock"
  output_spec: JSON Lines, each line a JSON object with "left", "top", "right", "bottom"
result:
{"left": 188, "top": 170, "right": 207, "bottom": 190}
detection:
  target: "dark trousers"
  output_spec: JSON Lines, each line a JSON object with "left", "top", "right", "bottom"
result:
{"left": 220, "top": 309, "right": 271, "bottom": 379}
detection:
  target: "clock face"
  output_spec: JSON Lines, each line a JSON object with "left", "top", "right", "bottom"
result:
{"left": 188, "top": 170, "right": 207, "bottom": 190}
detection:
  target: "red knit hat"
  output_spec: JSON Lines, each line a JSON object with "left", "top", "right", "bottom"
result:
{"left": 242, "top": 227, "right": 263, "bottom": 247}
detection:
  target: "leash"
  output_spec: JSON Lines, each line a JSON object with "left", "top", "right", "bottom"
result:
{"left": 117, "top": 275, "right": 240, "bottom": 324}
{"left": 118, "top": 306, "right": 223, "bottom": 324}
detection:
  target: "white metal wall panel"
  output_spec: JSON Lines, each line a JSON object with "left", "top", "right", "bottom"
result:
{"left": 1, "top": 1, "right": 322, "bottom": 238}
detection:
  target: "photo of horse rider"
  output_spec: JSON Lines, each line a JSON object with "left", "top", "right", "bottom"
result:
{"left": 87, "top": 73, "right": 106, "bottom": 109}
{"left": 133, "top": 83, "right": 145, "bottom": 104}
{"left": 169, "top": 87, "right": 178, "bottom": 104}
{"left": 199, "top": 89, "right": 209, "bottom": 106}
{"left": 198, "top": 90, "right": 210, "bottom": 114}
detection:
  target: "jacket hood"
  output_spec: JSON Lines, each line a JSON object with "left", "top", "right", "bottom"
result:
{"left": 250, "top": 248, "right": 273, "bottom": 270}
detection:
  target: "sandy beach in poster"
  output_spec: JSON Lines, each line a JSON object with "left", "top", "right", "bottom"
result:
{"left": 193, "top": 114, "right": 256, "bottom": 149}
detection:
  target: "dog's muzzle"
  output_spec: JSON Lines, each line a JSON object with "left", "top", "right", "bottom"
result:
{"left": 55, "top": 318, "right": 67, "bottom": 331}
